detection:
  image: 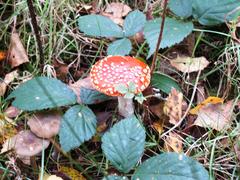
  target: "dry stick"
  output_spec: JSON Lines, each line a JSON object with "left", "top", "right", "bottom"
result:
{"left": 26, "top": 0, "right": 44, "bottom": 64}
{"left": 150, "top": 0, "right": 168, "bottom": 74}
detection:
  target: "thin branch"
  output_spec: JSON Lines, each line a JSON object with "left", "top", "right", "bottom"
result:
{"left": 26, "top": 0, "right": 44, "bottom": 64}
{"left": 150, "top": 0, "right": 168, "bottom": 74}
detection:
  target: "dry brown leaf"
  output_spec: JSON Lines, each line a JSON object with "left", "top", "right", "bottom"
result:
{"left": 101, "top": 2, "right": 131, "bottom": 26}
{"left": 1, "top": 135, "right": 17, "bottom": 154}
{"left": 69, "top": 77, "right": 93, "bottom": 103}
{"left": 0, "top": 117, "right": 17, "bottom": 144}
{"left": 163, "top": 88, "right": 183, "bottom": 125}
{"left": 8, "top": 32, "right": 29, "bottom": 68}
{"left": 194, "top": 100, "right": 233, "bottom": 131}
{"left": 170, "top": 56, "right": 209, "bottom": 73}
{"left": 152, "top": 120, "right": 164, "bottom": 135}
{"left": 0, "top": 70, "right": 18, "bottom": 96}
{"left": 164, "top": 132, "right": 183, "bottom": 153}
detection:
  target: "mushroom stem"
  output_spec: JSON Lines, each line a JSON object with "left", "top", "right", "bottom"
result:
{"left": 118, "top": 96, "right": 134, "bottom": 117}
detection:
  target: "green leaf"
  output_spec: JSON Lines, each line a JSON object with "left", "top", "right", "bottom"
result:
{"left": 123, "top": 92, "right": 135, "bottom": 99}
{"left": 123, "top": 10, "right": 146, "bottom": 37}
{"left": 115, "top": 84, "right": 128, "bottom": 94}
{"left": 169, "top": 0, "right": 193, "bottom": 18}
{"left": 107, "top": 38, "right": 132, "bottom": 56}
{"left": 151, "top": 73, "right": 181, "bottom": 94}
{"left": 128, "top": 81, "right": 136, "bottom": 92}
{"left": 102, "top": 116, "right": 145, "bottom": 173}
{"left": 192, "top": 0, "right": 240, "bottom": 26}
{"left": 59, "top": 105, "right": 97, "bottom": 152}
{"left": 133, "top": 153, "right": 209, "bottom": 180}
{"left": 144, "top": 18, "right": 193, "bottom": 58}
{"left": 7, "top": 77, "right": 77, "bottom": 111}
{"left": 78, "top": 15, "right": 123, "bottom": 38}
{"left": 102, "top": 175, "right": 129, "bottom": 180}
{"left": 134, "top": 93, "right": 146, "bottom": 104}
{"left": 80, "top": 87, "right": 110, "bottom": 104}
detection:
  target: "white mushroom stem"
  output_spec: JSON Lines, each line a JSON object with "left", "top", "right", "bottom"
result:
{"left": 118, "top": 96, "right": 134, "bottom": 117}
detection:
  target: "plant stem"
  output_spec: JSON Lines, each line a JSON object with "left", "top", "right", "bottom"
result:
{"left": 150, "top": 0, "right": 168, "bottom": 74}
{"left": 26, "top": 0, "right": 44, "bottom": 64}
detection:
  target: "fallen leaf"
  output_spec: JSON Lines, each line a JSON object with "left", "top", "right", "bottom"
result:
{"left": 0, "top": 117, "right": 17, "bottom": 144}
{"left": 8, "top": 32, "right": 29, "bottom": 68}
{"left": 164, "top": 132, "right": 183, "bottom": 153}
{"left": 196, "top": 84, "right": 206, "bottom": 104}
{"left": 69, "top": 77, "right": 111, "bottom": 104}
{"left": 96, "top": 111, "right": 111, "bottom": 133}
{"left": 190, "top": 96, "right": 224, "bottom": 115}
{"left": 69, "top": 77, "right": 94, "bottom": 103}
{"left": 0, "top": 51, "right": 7, "bottom": 62}
{"left": 59, "top": 166, "right": 86, "bottom": 180}
{"left": 194, "top": 100, "right": 233, "bottom": 131}
{"left": 163, "top": 88, "right": 184, "bottom": 125}
{"left": 52, "top": 59, "right": 69, "bottom": 81}
{"left": 1, "top": 135, "right": 17, "bottom": 154}
{"left": 0, "top": 70, "right": 18, "bottom": 96}
{"left": 101, "top": 2, "right": 131, "bottom": 26}
{"left": 170, "top": 56, "right": 209, "bottom": 73}
{"left": 152, "top": 120, "right": 164, "bottom": 135}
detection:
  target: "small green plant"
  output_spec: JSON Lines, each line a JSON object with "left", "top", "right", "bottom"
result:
{"left": 115, "top": 82, "right": 146, "bottom": 103}
{"left": 78, "top": 10, "right": 146, "bottom": 56}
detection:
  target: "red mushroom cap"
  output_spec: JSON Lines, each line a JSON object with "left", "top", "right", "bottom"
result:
{"left": 90, "top": 56, "right": 151, "bottom": 96}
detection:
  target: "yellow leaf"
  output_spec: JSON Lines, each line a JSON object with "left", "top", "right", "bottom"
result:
{"left": 170, "top": 56, "right": 209, "bottom": 73}
{"left": 0, "top": 51, "right": 7, "bottom": 61}
{"left": 189, "top": 96, "right": 224, "bottom": 115}
{"left": 0, "top": 117, "right": 17, "bottom": 144}
{"left": 152, "top": 120, "right": 164, "bottom": 135}
{"left": 59, "top": 166, "right": 86, "bottom": 180}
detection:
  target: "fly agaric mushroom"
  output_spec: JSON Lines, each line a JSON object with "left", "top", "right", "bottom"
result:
{"left": 90, "top": 56, "right": 150, "bottom": 117}
{"left": 27, "top": 111, "right": 61, "bottom": 139}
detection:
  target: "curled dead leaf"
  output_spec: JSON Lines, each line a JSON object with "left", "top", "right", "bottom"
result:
{"left": 170, "top": 56, "right": 209, "bottom": 73}
{"left": 101, "top": 2, "right": 131, "bottom": 26}
{"left": 164, "top": 88, "right": 185, "bottom": 125}
{"left": 0, "top": 70, "right": 18, "bottom": 96}
{"left": 8, "top": 32, "right": 29, "bottom": 68}
{"left": 164, "top": 132, "right": 183, "bottom": 153}
{"left": 194, "top": 100, "right": 234, "bottom": 131}
{"left": 69, "top": 77, "right": 93, "bottom": 103}
{"left": 152, "top": 120, "right": 164, "bottom": 135}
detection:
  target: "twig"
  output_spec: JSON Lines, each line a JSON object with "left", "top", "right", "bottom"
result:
{"left": 150, "top": 0, "right": 168, "bottom": 74}
{"left": 26, "top": 0, "right": 44, "bottom": 64}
